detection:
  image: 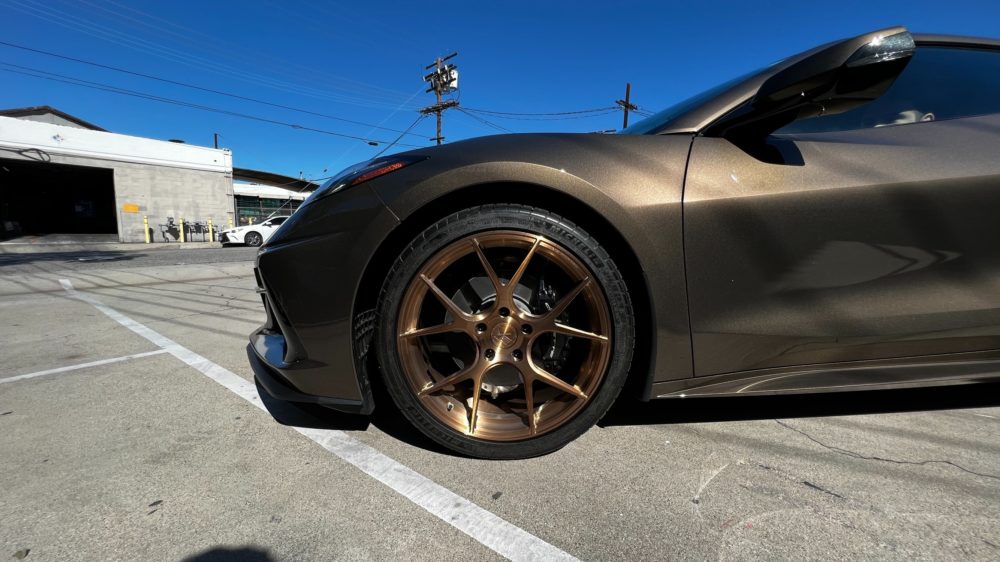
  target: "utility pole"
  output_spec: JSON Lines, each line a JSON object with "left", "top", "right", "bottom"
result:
{"left": 615, "top": 83, "right": 638, "bottom": 129}
{"left": 213, "top": 132, "right": 219, "bottom": 149}
{"left": 420, "top": 52, "right": 459, "bottom": 145}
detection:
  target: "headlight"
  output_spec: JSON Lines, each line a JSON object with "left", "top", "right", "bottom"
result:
{"left": 302, "top": 155, "right": 426, "bottom": 207}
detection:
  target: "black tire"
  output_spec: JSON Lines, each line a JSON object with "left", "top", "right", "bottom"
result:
{"left": 245, "top": 231, "right": 263, "bottom": 247}
{"left": 375, "top": 204, "right": 635, "bottom": 459}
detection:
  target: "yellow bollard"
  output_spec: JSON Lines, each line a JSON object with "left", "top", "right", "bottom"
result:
{"left": 143, "top": 215, "right": 150, "bottom": 244}
{"left": 208, "top": 217, "right": 214, "bottom": 242}
{"left": 179, "top": 218, "right": 185, "bottom": 243}
{"left": 228, "top": 216, "right": 233, "bottom": 229}
{"left": 249, "top": 216, "right": 254, "bottom": 225}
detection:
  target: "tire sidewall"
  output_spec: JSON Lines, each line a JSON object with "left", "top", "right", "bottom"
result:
{"left": 376, "top": 204, "right": 635, "bottom": 459}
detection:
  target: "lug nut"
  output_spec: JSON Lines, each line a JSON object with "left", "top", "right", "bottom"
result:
{"left": 521, "top": 324, "right": 532, "bottom": 334}
{"left": 476, "top": 323, "right": 487, "bottom": 333}
{"left": 485, "top": 349, "right": 495, "bottom": 360}
{"left": 499, "top": 307, "right": 510, "bottom": 317}
{"left": 512, "top": 350, "right": 523, "bottom": 361}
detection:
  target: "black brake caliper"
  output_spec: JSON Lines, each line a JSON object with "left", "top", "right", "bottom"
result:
{"left": 534, "top": 276, "right": 571, "bottom": 374}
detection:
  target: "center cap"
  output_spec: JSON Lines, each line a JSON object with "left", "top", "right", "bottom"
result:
{"left": 490, "top": 319, "right": 518, "bottom": 349}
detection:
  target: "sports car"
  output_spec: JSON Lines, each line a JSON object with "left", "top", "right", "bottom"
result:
{"left": 248, "top": 27, "right": 1000, "bottom": 459}
{"left": 220, "top": 215, "right": 288, "bottom": 247}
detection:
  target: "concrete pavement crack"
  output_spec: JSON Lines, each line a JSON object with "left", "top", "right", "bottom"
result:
{"left": 774, "top": 419, "right": 1000, "bottom": 481}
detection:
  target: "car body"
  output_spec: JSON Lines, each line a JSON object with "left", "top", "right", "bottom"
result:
{"left": 248, "top": 28, "right": 1000, "bottom": 458}
{"left": 220, "top": 216, "right": 289, "bottom": 247}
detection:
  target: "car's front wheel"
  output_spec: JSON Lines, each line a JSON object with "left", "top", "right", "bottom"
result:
{"left": 376, "top": 204, "right": 634, "bottom": 459}
{"left": 244, "top": 232, "right": 263, "bottom": 247}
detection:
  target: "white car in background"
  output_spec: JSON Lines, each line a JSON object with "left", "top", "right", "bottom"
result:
{"left": 220, "top": 216, "right": 289, "bottom": 247}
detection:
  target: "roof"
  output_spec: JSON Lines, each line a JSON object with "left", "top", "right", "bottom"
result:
{"left": 0, "top": 115, "right": 231, "bottom": 172}
{"left": 0, "top": 105, "right": 107, "bottom": 131}
{"left": 234, "top": 182, "right": 311, "bottom": 201}
{"left": 233, "top": 167, "right": 318, "bottom": 191}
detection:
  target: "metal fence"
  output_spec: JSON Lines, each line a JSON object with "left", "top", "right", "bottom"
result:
{"left": 142, "top": 215, "right": 231, "bottom": 243}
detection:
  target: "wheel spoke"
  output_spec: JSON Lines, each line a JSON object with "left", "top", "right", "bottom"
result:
{"left": 522, "top": 372, "right": 537, "bottom": 435}
{"left": 418, "top": 363, "right": 476, "bottom": 396}
{"left": 504, "top": 237, "right": 541, "bottom": 297}
{"left": 528, "top": 359, "right": 588, "bottom": 399}
{"left": 399, "top": 322, "right": 457, "bottom": 338}
{"left": 468, "top": 371, "right": 484, "bottom": 435}
{"left": 419, "top": 273, "right": 470, "bottom": 320}
{"left": 551, "top": 322, "right": 608, "bottom": 342}
{"left": 471, "top": 238, "right": 502, "bottom": 294}
{"left": 545, "top": 276, "right": 591, "bottom": 319}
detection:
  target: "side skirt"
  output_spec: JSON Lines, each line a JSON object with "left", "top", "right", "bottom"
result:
{"left": 651, "top": 349, "right": 1000, "bottom": 398}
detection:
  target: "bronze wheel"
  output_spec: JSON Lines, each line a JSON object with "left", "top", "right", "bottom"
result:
{"left": 377, "top": 205, "right": 634, "bottom": 458}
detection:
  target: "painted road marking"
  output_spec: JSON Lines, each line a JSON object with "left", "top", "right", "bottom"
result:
{"left": 0, "top": 349, "right": 169, "bottom": 385}
{"left": 59, "top": 279, "right": 578, "bottom": 562}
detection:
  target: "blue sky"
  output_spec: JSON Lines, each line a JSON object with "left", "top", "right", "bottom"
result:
{"left": 1, "top": 0, "right": 997, "bottom": 179}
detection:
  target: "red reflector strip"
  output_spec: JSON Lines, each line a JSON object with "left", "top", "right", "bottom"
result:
{"left": 349, "top": 161, "right": 405, "bottom": 187}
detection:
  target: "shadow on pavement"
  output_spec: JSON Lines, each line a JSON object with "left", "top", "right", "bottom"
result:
{"left": 183, "top": 546, "right": 275, "bottom": 562}
{"left": 255, "top": 374, "right": 457, "bottom": 456}
{"left": 255, "top": 378, "right": 370, "bottom": 431}
{"left": 600, "top": 381, "right": 1000, "bottom": 427}
{"left": 0, "top": 250, "right": 141, "bottom": 267}
{"left": 258, "top": 369, "right": 1000, "bottom": 455}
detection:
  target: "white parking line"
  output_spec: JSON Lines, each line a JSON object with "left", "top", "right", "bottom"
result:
{"left": 0, "top": 349, "right": 169, "bottom": 385}
{"left": 58, "top": 279, "right": 578, "bottom": 562}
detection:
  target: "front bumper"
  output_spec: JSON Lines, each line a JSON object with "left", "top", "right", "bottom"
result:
{"left": 220, "top": 231, "right": 244, "bottom": 244}
{"left": 246, "top": 184, "right": 398, "bottom": 414}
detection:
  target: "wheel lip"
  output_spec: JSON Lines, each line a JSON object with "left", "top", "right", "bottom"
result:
{"left": 394, "top": 229, "right": 613, "bottom": 442}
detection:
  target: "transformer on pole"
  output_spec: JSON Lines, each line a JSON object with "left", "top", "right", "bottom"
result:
{"left": 420, "top": 52, "right": 459, "bottom": 145}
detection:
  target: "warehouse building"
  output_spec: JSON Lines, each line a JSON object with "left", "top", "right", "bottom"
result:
{"left": 0, "top": 106, "right": 233, "bottom": 243}
{"left": 0, "top": 106, "right": 315, "bottom": 244}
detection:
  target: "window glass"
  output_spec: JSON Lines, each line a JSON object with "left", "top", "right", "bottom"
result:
{"left": 621, "top": 62, "right": 778, "bottom": 135}
{"left": 776, "top": 46, "right": 1000, "bottom": 135}
{"left": 269, "top": 216, "right": 287, "bottom": 225}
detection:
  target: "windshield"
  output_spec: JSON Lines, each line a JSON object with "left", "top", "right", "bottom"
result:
{"left": 621, "top": 63, "right": 777, "bottom": 135}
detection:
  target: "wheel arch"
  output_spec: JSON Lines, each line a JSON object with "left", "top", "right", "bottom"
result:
{"left": 354, "top": 182, "right": 656, "bottom": 401}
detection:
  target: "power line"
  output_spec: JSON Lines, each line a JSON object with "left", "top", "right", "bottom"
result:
{"left": 372, "top": 114, "right": 428, "bottom": 158}
{"left": 462, "top": 106, "right": 617, "bottom": 116}
{"left": 0, "top": 62, "right": 424, "bottom": 148}
{"left": 462, "top": 108, "right": 620, "bottom": 121}
{"left": 0, "top": 40, "right": 427, "bottom": 139}
{"left": 87, "top": 0, "right": 420, "bottom": 102}
{"left": 5, "top": 0, "right": 420, "bottom": 110}
{"left": 456, "top": 108, "right": 512, "bottom": 133}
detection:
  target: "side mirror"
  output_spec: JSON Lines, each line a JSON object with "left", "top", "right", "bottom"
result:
{"left": 709, "top": 27, "right": 915, "bottom": 138}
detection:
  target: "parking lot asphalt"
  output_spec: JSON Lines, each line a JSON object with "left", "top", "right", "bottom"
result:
{"left": 1, "top": 248, "right": 998, "bottom": 561}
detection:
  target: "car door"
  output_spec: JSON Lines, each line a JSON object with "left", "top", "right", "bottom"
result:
{"left": 260, "top": 217, "right": 287, "bottom": 242}
{"left": 683, "top": 43, "right": 1000, "bottom": 377}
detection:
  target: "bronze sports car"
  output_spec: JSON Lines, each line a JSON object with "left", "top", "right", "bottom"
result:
{"left": 248, "top": 27, "right": 1000, "bottom": 459}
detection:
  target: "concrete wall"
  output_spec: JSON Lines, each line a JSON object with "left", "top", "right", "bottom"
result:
{"left": 0, "top": 116, "right": 234, "bottom": 242}
{"left": 112, "top": 159, "right": 233, "bottom": 243}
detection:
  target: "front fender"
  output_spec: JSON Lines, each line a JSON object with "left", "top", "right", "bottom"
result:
{"left": 374, "top": 133, "right": 697, "bottom": 387}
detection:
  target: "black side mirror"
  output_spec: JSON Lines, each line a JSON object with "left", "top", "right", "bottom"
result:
{"left": 709, "top": 27, "right": 915, "bottom": 139}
